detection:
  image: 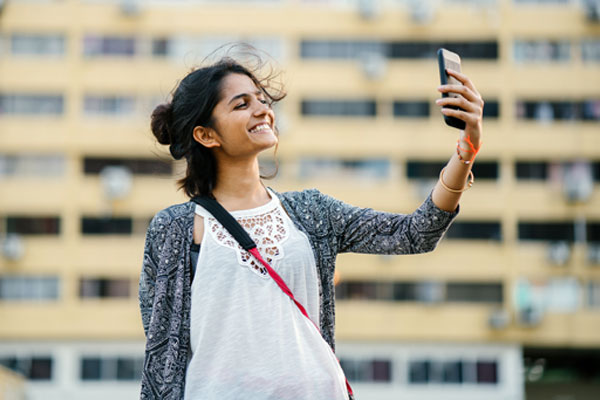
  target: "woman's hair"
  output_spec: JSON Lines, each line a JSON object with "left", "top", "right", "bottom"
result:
{"left": 150, "top": 48, "right": 286, "bottom": 198}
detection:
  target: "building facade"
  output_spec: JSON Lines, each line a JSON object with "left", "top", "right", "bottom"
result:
{"left": 0, "top": 0, "right": 599, "bottom": 399}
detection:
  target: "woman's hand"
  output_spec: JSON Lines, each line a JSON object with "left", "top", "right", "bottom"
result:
{"left": 436, "top": 69, "right": 484, "bottom": 159}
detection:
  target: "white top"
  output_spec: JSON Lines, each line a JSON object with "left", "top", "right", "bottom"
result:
{"left": 184, "top": 189, "right": 348, "bottom": 400}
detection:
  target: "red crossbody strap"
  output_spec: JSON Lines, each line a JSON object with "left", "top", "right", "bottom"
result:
{"left": 247, "top": 247, "right": 354, "bottom": 397}
{"left": 248, "top": 248, "right": 316, "bottom": 329}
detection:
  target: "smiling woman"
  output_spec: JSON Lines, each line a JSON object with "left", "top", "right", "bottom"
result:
{"left": 150, "top": 54, "right": 285, "bottom": 199}
{"left": 140, "top": 45, "right": 480, "bottom": 400}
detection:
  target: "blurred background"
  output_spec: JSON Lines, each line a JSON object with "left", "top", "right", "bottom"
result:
{"left": 0, "top": 0, "right": 599, "bottom": 399}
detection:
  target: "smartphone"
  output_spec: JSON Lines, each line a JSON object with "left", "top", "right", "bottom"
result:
{"left": 437, "top": 48, "right": 466, "bottom": 130}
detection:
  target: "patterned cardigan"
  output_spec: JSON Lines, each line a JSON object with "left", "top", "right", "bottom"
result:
{"left": 138, "top": 188, "right": 458, "bottom": 399}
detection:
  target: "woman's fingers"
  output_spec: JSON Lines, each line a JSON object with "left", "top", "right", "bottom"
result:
{"left": 437, "top": 84, "right": 481, "bottom": 105}
{"left": 446, "top": 68, "right": 480, "bottom": 98}
{"left": 440, "top": 107, "right": 480, "bottom": 126}
{"left": 435, "top": 96, "right": 479, "bottom": 114}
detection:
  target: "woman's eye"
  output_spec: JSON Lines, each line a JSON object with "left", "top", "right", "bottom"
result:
{"left": 234, "top": 102, "right": 247, "bottom": 109}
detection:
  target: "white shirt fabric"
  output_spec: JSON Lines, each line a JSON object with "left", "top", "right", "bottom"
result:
{"left": 184, "top": 189, "right": 348, "bottom": 400}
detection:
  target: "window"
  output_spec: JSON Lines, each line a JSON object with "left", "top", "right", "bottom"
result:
{"left": 443, "top": 360, "right": 463, "bottom": 383}
{"left": 83, "top": 157, "right": 172, "bottom": 175}
{"left": 336, "top": 280, "right": 503, "bottom": 303}
{"left": 392, "top": 282, "right": 418, "bottom": 301}
{"left": 446, "top": 282, "right": 503, "bottom": 303}
{"left": 299, "top": 158, "right": 390, "bottom": 180}
{"left": 300, "top": 40, "right": 498, "bottom": 59}
{"left": 339, "top": 358, "right": 392, "bottom": 382}
{"left": 80, "top": 356, "right": 143, "bottom": 381}
{"left": 582, "top": 39, "right": 600, "bottom": 62}
{"left": 471, "top": 161, "right": 499, "bottom": 179}
{"left": 589, "top": 222, "right": 600, "bottom": 242}
{"left": 83, "top": 35, "right": 135, "bottom": 57}
{"left": 0, "top": 276, "right": 59, "bottom": 301}
{"left": 514, "top": 0, "right": 571, "bottom": 3}
{"left": 393, "top": 100, "right": 429, "bottom": 118}
{"left": 388, "top": 41, "right": 498, "bottom": 60}
{"left": 588, "top": 282, "right": 600, "bottom": 308}
{"left": 482, "top": 100, "right": 500, "bottom": 118}
{"left": 518, "top": 221, "right": 575, "bottom": 242}
{"left": 83, "top": 95, "right": 136, "bottom": 116}
{"left": 151, "top": 38, "right": 169, "bottom": 57}
{"left": 0, "top": 154, "right": 65, "bottom": 178}
{"left": 0, "top": 94, "right": 64, "bottom": 115}
{"left": 516, "top": 100, "right": 600, "bottom": 121}
{"left": 11, "top": 33, "right": 65, "bottom": 56}
{"left": 593, "top": 162, "right": 600, "bottom": 182}
{"left": 6, "top": 216, "right": 60, "bottom": 235}
{"left": 445, "top": 221, "right": 502, "bottom": 241}
{"left": 407, "top": 160, "right": 499, "bottom": 181}
{"left": 81, "top": 217, "right": 132, "bottom": 235}
{"left": 301, "top": 99, "right": 376, "bottom": 117}
{"left": 583, "top": 100, "right": 600, "bottom": 120}
{"left": 0, "top": 356, "right": 53, "bottom": 380}
{"left": 408, "top": 160, "right": 502, "bottom": 181}
{"left": 476, "top": 360, "right": 498, "bottom": 383}
{"left": 300, "top": 40, "right": 384, "bottom": 59}
{"left": 409, "top": 358, "right": 499, "bottom": 385}
{"left": 80, "top": 278, "right": 130, "bottom": 298}
{"left": 406, "top": 161, "right": 445, "bottom": 180}
{"left": 516, "top": 161, "right": 548, "bottom": 180}
{"left": 409, "top": 360, "right": 431, "bottom": 383}
{"left": 514, "top": 40, "right": 571, "bottom": 62}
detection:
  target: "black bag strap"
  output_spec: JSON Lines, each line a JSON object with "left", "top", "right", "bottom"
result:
{"left": 191, "top": 196, "right": 256, "bottom": 251}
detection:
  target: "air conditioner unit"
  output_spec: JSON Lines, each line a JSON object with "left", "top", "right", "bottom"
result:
{"left": 358, "top": 0, "right": 379, "bottom": 20}
{"left": 417, "top": 280, "right": 444, "bottom": 304}
{"left": 121, "top": 0, "right": 140, "bottom": 17}
{"left": 561, "top": 161, "right": 593, "bottom": 203}
{"left": 488, "top": 309, "right": 510, "bottom": 330}
{"left": 518, "top": 307, "right": 543, "bottom": 327}
{"left": 2, "top": 234, "right": 25, "bottom": 261}
{"left": 100, "top": 166, "right": 133, "bottom": 200}
{"left": 587, "top": 244, "right": 600, "bottom": 265}
{"left": 547, "top": 241, "right": 571, "bottom": 266}
{"left": 359, "top": 51, "right": 387, "bottom": 80}
{"left": 583, "top": 0, "right": 600, "bottom": 23}
{"left": 410, "top": 0, "right": 434, "bottom": 24}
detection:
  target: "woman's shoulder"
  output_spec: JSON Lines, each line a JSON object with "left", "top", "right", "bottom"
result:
{"left": 271, "top": 187, "right": 329, "bottom": 208}
{"left": 148, "top": 201, "right": 195, "bottom": 232}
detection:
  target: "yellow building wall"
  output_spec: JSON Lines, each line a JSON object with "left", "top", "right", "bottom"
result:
{"left": 0, "top": 0, "right": 599, "bottom": 348}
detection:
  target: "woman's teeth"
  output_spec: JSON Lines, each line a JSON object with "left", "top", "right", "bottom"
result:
{"left": 249, "top": 123, "right": 271, "bottom": 133}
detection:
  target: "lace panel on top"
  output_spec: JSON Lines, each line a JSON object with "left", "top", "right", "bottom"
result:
{"left": 207, "top": 205, "right": 289, "bottom": 277}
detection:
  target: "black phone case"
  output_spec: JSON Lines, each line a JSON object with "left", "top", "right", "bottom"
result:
{"left": 437, "top": 48, "right": 466, "bottom": 130}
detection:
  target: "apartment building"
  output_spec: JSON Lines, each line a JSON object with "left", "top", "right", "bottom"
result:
{"left": 0, "top": 0, "right": 599, "bottom": 399}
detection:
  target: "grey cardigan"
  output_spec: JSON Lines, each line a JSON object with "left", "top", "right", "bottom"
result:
{"left": 138, "top": 188, "right": 458, "bottom": 399}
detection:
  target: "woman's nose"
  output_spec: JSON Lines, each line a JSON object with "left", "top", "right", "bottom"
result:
{"left": 253, "top": 100, "right": 273, "bottom": 119}
{"left": 253, "top": 100, "right": 270, "bottom": 114}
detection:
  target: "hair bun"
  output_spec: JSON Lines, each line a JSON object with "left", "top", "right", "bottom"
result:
{"left": 150, "top": 103, "right": 173, "bottom": 146}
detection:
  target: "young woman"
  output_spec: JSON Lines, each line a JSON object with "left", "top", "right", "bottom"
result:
{"left": 139, "top": 54, "right": 483, "bottom": 400}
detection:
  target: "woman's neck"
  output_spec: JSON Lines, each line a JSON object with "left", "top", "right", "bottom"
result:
{"left": 211, "top": 157, "right": 270, "bottom": 211}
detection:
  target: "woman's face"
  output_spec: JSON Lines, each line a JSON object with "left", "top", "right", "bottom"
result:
{"left": 206, "top": 73, "right": 277, "bottom": 158}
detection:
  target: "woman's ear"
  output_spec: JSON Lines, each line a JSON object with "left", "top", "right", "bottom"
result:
{"left": 193, "top": 126, "right": 221, "bottom": 148}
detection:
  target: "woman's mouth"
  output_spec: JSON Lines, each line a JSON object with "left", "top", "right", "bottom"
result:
{"left": 249, "top": 123, "right": 272, "bottom": 134}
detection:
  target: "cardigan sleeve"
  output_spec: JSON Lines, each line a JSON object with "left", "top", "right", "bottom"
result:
{"left": 319, "top": 190, "right": 459, "bottom": 255}
{"left": 138, "top": 212, "right": 163, "bottom": 338}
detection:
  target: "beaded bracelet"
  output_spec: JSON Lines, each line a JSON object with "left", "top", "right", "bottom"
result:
{"left": 439, "top": 166, "right": 474, "bottom": 193}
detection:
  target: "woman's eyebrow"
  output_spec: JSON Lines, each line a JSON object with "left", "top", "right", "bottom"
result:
{"left": 227, "top": 90, "right": 263, "bottom": 105}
